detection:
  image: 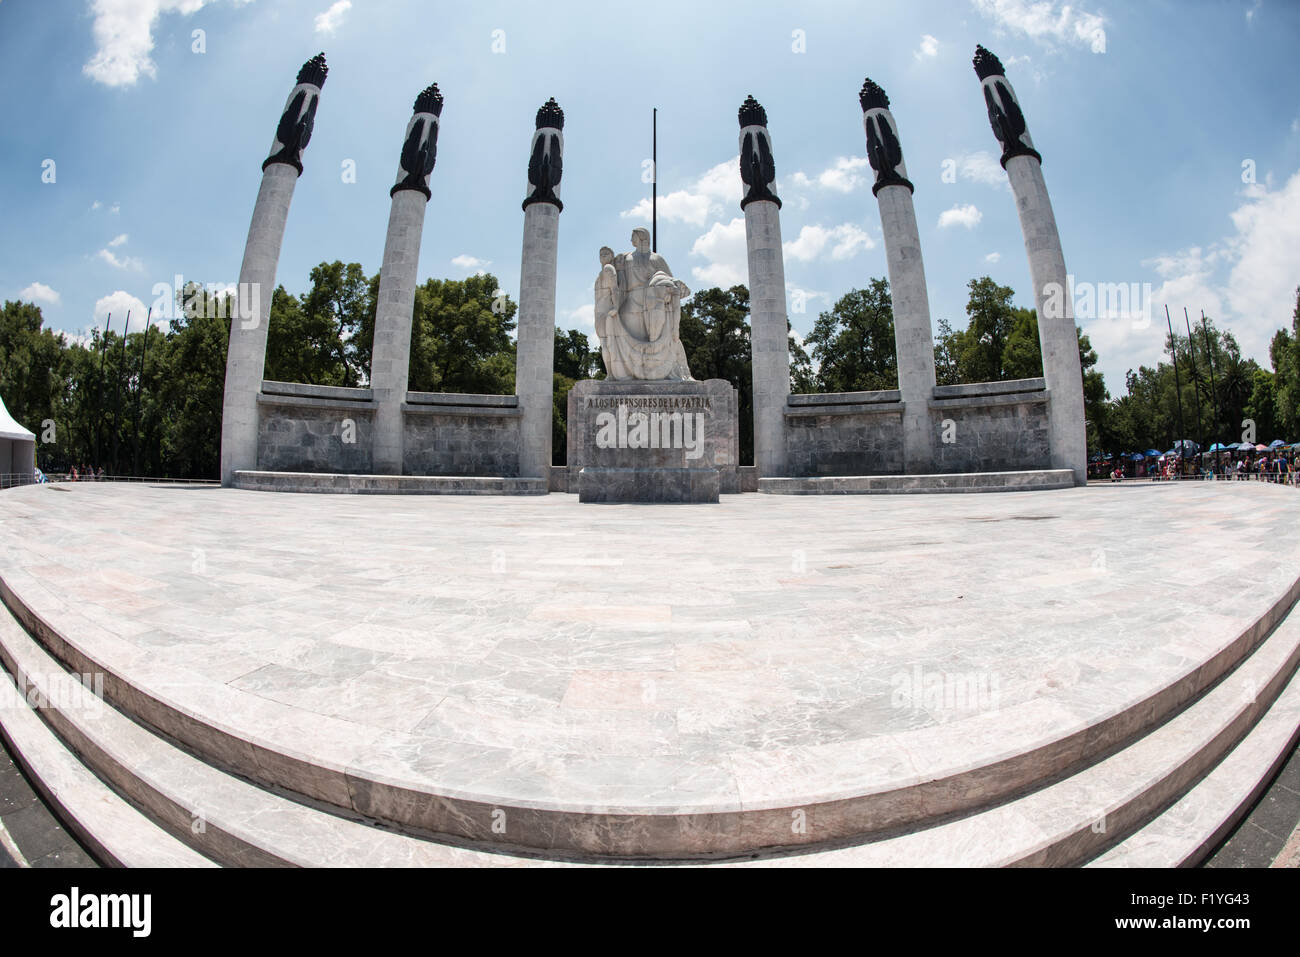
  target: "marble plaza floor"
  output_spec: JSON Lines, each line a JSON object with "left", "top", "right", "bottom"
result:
{"left": 0, "top": 480, "right": 1298, "bottom": 860}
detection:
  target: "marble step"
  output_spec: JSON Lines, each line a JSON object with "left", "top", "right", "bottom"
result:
{"left": 0, "top": 600, "right": 538, "bottom": 867}
{"left": 0, "top": 667, "right": 214, "bottom": 868}
{"left": 2, "top": 574, "right": 1296, "bottom": 868}
{"left": 232, "top": 470, "right": 548, "bottom": 495}
{"left": 758, "top": 469, "right": 1076, "bottom": 494}
{"left": 2, "top": 557, "right": 1297, "bottom": 859}
{"left": 726, "top": 592, "right": 1300, "bottom": 867}
{"left": 1086, "top": 663, "right": 1300, "bottom": 868}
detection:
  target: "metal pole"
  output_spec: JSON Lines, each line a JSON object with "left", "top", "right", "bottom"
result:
{"left": 112, "top": 310, "right": 130, "bottom": 476}
{"left": 1165, "top": 305, "right": 1186, "bottom": 462}
{"left": 652, "top": 108, "right": 658, "bottom": 254}
{"left": 94, "top": 313, "right": 111, "bottom": 470}
{"left": 132, "top": 307, "right": 151, "bottom": 476}
{"left": 1200, "top": 311, "right": 1222, "bottom": 443}
{"left": 1183, "top": 307, "right": 1205, "bottom": 453}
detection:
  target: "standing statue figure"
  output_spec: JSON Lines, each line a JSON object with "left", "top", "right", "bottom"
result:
{"left": 594, "top": 227, "right": 693, "bottom": 381}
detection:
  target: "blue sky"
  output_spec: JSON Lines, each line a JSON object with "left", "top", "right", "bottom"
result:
{"left": 2, "top": 0, "right": 1299, "bottom": 393}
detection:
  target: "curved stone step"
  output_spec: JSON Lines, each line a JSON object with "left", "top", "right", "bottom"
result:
{"left": 3, "top": 554, "right": 1296, "bottom": 860}
{"left": 724, "top": 593, "right": 1300, "bottom": 866}
{"left": 0, "top": 668, "right": 213, "bottom": 868}
{"left": 4, "top": 566, "right": 1297, "bottom": 868}
{"left": 0, "top": 601, "right": 538, "bottom": 867}
{"left": 1086, "top": 665, "right": 1300, "bottom": 868}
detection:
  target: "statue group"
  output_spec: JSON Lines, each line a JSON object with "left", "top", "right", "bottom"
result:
{"left": 594, "top": 227, "right": 694, "bottom": 381}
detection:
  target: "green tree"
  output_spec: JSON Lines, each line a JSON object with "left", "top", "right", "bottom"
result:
{"left": 679, "top": 285, "right": 755, "bottom": 463}
{"left": 804, "top": 280, "right": 898, "bottom": 392}
{"left": 408, "top": 273, "right": 516, "bottom": 394}
{"left": 552, "top": 328, "right": 601, "bottom": 465}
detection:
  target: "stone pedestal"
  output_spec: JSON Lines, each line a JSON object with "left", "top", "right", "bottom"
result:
{"left": 566, "top": 379, "right": 739, "bottom": 503}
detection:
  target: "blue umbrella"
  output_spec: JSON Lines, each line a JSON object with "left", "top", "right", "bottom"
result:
{"left": 1269, "top": 439, "right": 1287, "bottom": 448}
{"left": 1144, "top": 449, "right": 1162, "bottom": 457}
{"left": 1208, "top": 443, "right": 1229, "bottom": 452}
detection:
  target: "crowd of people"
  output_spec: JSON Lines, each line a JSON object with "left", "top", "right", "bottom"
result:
{"left": 1094, "top": 449, "right": 1300, "bottom": 485}
{"left": 66, "top": 464, "right": 106, "bottom": 482}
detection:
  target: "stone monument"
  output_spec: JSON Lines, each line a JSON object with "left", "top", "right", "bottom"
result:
{"left": 568, "top": 230, "right": 739, "bottom": 503}
{"left": 220, "top": 53, "right": 327, "bottom": 486}
{"left": 596, "top": 228, "right": 693, "bottom": 381}
{"left": 738, "top": 95, "right": 792, "bottom": 479}
{"left": 974, "top": 45, "right": 1087, "bottom": 485}
{"left": 370, "top": 83, "right": 444, "bottom": 474}
{"left": 859, "top": 78, "right": 937, "bottom": 473}
{"left": 516, "top": 98, "right": 565, "bottom": 482}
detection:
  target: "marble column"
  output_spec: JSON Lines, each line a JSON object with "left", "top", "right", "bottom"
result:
{"left": 370, "top": 84, "right": 444, "bottom": 475}
{"left": 516, "top": 99, "right": 564, "bottom": 481}
{"left": 974, "top": 45, "right": 1087, "bottom": 485}
{"left": 859, "top": 79, "right": 936, "bottom": 474}
{"left": 738, "top": 96, "right": 790, "bottom": 478}
{"left": 220, "top": 53, "right": 327, "bottom": 486}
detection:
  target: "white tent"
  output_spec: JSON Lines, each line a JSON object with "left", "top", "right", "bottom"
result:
{"left": 0, "top": 393, "right": 36, "bottom": 486}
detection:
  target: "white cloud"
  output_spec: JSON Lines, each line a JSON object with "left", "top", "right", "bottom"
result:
{"left": 96, "top": 248, "right": 144, "bottom": 271}
{"left": 566, "top": 304, "right": 595, "bottom": 331}
{"left": 93, "top": 291, "right": 151, "bottom": 332}
{"left": 938, "top": 204, "right": 983, "bottom": 229}
{"left": 787, "top": 283, "right": 827, "bottom": 317}
{"left": 110, "top": 203, "right": 121, "bottom": 214}
{"left": 985, "top": 252, "right": 1001, "bottom": 264}
{"left": 1089, "top": 170, "right": 1300, "bottom": 387}
{"left": 971, "top": 0, "right": 1107, "bottom": 53}
{"left": 314, "top": 0, "right": 351, "bottom": 35}
{"left": 451, "top": 254, "right": 490, "bottom": 270}
{"left": 952, "top": 150, "right": 1008, "bottom": 189}
{"left": 83, "top": 0, "right": 248, "bottom": 88}
{"left": 91, "top": 200, "right": 103, "bottom": 210}
{"left": 689, "top": 217, "right": 748, "bottom": 288}
{"left": 784, "top": 223, "right": 874, "bottom": 262}
{"left": 1246, "top": 0, "right": 1262, "bottom": 24}
{"left": 621, "top": 158, "right": 740, "bottom": 228}
{"left": 915, "top": 34, "right": 939, "bottom": 60}
{"left": 108, "top": 233, "right": 128, "bottom": 247}
{"left": 19, "top": 282, "right": 61, "bottom": 306}
{"left": 789, "top": 156, "right": 870, "bottom": 194}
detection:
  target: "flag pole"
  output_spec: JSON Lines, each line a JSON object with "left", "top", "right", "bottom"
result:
{"left": 1183, "top": 307, "right": 1206, "bottom": 452}
{"left": 652, "top": 108, "right": 658, "bottom": 253}
{"left": 1165, "top": 305, "right": 1186, "bottom": 461}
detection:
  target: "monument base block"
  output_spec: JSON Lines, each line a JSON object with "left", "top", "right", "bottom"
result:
{"left": 578, "top": 467, "right": 720, "bottom": 504}
{"left": 566, "top": 378, "right": 740, "bottom": 503}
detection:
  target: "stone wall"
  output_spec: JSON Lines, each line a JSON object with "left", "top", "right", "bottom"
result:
{"left": 403, "top": 393, "right": 522, "bottom": 477}
{"left": 255, "top": 383, "right": 522, "bottom": 478}
{"left": 784, "top": 391, "right": 906, "bottom": 476}
{"left": 257, "top": 382, "right": 374, "bottom": 474}
{"left": 782, "top": 381, "right": 1051, "bottom": 477}
{"left": 928, "top": 379, "right": 1051, "bottom": 474}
